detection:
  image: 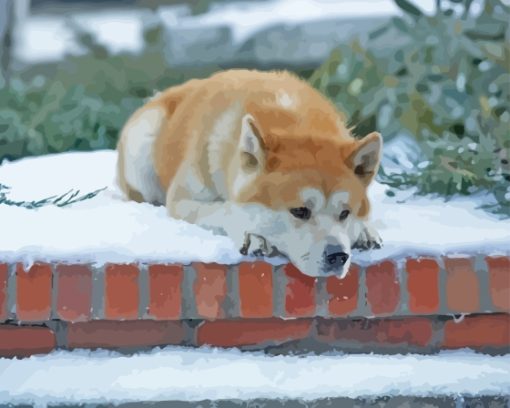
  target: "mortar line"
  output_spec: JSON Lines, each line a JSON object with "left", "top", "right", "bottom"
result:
{"left": 50, "top": 263, "right": 58, "bottom": 320}
{"left": 395, "top": 257, "right": 409, "bottom": 316}
{"left": 437, "top": 256, "right": 448, "bottom": 315}
{"left": 357, "top": 264, "right": 369, "bottom": 318}
{"left": 138, "top": 264, "right": 149, "bottom": 319}
{"left": 273, "top": 264, "right": 286, "bottom": 318}
{"left": 182, "top": 264, "right": 197, "bottom": 319}
{"left": 91, "top": 264, "right": 105, "bottom": 320}
{"left": 229, "top": 264, "right": 241, "bottom": 319}
{"left": 7, "top": 263, "right": 17, "bottom": 321}
{"left": 316, "top": 276, "right": 329, "bottom": 318}
{"left": 474, "top": 254, "right": 491, "bottom": 313}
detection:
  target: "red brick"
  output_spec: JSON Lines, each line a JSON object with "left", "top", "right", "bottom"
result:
{"left": 326, "top": 264, "right": 359, "bottom": 316}
{"left": 0, "top": 264, "right": 7, "bottom": 321}
{"left": 365, "top": 261, "right": 400, "bottom": 315}
{"left": 284, "top": 264, "right": 316, "bottom": 317}
{"left": 148, "top": 264, "right": 182, "bottom": 319}
{"left": 16, "top": 263, "right": 52, "bottom": 321}
{"left": 68, "top": 320, "right": 185, "bottom": 349}
{"left": 104, "top": 264, "right": 139, "bottom": 319}
{"left": 197, "top": 318, "right": 312, "bottom": 347}
{"left": 486, "top": 256, "right": 510, "bottom": 311}
{"left": 193, "top": 263, "right": 227, "bottom": 319}
{"left": 0, "top": 325, "right": 56, "bottom": 357}
{"left": 239, "top": 262, "right": 273, "bottom": 318}
{"left": 56, "top": 264, "right": 92, "bottom": 322}
{"left": 316, "top": 317, "right": 433, "bottom": 347}
{"left": 444, "top": 257, "right": 479, "bottom": 313}
{"left": 406, "top": 258, "right": 440, "bottom": 314}
{"left": 443, "top": 314, "right": 510, "bottom": 349}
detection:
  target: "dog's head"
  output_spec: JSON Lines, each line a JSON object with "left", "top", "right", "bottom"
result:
{"left": 230, "top": 106, "right": 382, "bottom": 278}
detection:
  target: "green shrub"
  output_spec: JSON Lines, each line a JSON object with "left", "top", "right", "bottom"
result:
{"left": 0, "top": 22, "right": 219, "bottom": 162}
{"left": 310, "top": 0, "right": 509, "bottom": 215}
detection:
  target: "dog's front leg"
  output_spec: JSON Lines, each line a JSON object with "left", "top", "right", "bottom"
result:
{"left": 351, "top": 219, "right": 383, "bottom": 250}
{"left": 167, "top": 199, "right": 277, "bottom": 256}
{"left": 240, "top": 233, "right": 280, "bottom": 257}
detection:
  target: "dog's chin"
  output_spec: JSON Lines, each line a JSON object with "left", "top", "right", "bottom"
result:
{"left": 336, "top": 258, "right": 352, "bottom": 279}
{"left": 290, "top": 257, "right": 352, "bottom": 279}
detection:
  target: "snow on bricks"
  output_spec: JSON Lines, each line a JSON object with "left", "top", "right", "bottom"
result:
{"left": 0, "top": 152, "right": 509, "bottom": 357}
{"left": 0, "top": 256, "right": 508, "bottom": 357}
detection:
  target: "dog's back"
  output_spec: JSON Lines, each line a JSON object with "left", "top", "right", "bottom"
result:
{"left": 117, "top": 69, "right": 351, "bottom": 205}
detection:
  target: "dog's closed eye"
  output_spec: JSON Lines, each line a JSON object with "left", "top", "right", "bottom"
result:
{"left": 290, "top": 207, "right": 311, "bottom": 220}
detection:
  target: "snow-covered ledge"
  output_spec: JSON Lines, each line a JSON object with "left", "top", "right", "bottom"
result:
{"left": 0, "top": 151, "right": 509, "bottom": 357}
{"left": 1, "top": 150, "right": 509, "bottom": 265}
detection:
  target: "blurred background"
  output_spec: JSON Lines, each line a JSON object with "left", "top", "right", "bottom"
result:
{"left": 0, "top": 0, "right": 508, "bottom": 214}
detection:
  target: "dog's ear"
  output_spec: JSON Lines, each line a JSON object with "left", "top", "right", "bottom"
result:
{"left": 239, "top": 114, "right": 265, "bottom": 171}
{"left": 347, "top": 132, "right": 382, "bottom": 185}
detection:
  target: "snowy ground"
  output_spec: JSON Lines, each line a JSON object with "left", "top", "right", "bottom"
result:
{"left": 0, "top": 347, "right": 509, "bottom": 405}
{"left": 0, "top": 150, "right": 508, "bottom": 267}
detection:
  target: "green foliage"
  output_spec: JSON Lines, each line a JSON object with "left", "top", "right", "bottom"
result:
{"left": 0, "top": 22, "right": 219, "bottom": 162}
{"left": 310, "top": 0, "right": 510, "bottom": 215}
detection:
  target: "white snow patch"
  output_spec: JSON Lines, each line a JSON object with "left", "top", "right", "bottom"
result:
{"left": 15, "top": 16, "right": 79, "bottom": 63}
{"left": 15, "top": 10, "right": 148, "bottom": 63}
{"left": 0, "top": 348, "right": 508, "bottom": 405}
{"left": 0, "top": 150, "right": 508, "bottom": 267}
{"left": 380, "top": 133, "right": 424, "bottom": 175}
{"left": 160, "top": 0, "right": 436, "bottom": 45}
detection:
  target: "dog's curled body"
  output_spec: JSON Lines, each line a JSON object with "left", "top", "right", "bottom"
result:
{"left": 117, "top": 69, "right": 382, "bottom": 277}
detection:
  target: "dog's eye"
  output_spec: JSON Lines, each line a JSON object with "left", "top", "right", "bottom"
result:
{"left": 290, "top": 207, "right": 311, "bottom": 220}
{"left": 339, "top": 209, "right": 350, "bottom": 221}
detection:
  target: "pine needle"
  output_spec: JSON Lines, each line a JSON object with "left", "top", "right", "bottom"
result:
{"left": 0, "top": 184, "right": 106, "bottom": 209}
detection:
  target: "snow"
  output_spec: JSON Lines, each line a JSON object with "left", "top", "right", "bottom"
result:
{"left": 0, "top": 150, "right": 508, "bottom": 267}
{"left": 0, "top": 347, "right": 508, "bottom": 405}
{"left": 160, "top": 0, "right": 435, "bottom": 45}
{"left": 15, "top": 0, "right": 438, "bottom": 63}
{"left": 15, "top": 9, "right": 150, "bottom": 63}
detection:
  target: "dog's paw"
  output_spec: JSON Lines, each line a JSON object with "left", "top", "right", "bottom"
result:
{"left": 352, "top": 224, "right": 383, "bottom": 251}
{"left": 239, "top": 233, "right": 278, "bottom": 257}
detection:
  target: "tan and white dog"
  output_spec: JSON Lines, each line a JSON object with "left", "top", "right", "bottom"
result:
{"left": 117, "top": 69, "right": 382, "bottom": 278}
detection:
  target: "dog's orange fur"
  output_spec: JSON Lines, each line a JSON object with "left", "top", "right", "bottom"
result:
{"left": 117, "top": 69, "right": 382, "bottom": 277}
{"left": 135, "top": 70, "right": 377, "bottom": 215}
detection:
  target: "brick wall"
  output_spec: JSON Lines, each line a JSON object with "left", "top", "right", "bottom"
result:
{"left": 0, "top": 256, "right": 509, "bottom": 357}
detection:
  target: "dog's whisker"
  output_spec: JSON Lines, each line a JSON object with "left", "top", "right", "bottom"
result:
{"left": 300, "top": 253, "right": 310, "bottom": 261}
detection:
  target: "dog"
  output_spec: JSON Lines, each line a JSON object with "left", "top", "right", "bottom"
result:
{"left": 116, "top": 69, "right": 382, "bottom": 278}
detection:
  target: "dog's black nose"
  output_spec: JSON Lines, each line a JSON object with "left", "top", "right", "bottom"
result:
{"left": 326, "top": 252, "right": 349, "bottom": 266}
{"left": 324, "top": 245, "right": 349, "bottom": 268}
